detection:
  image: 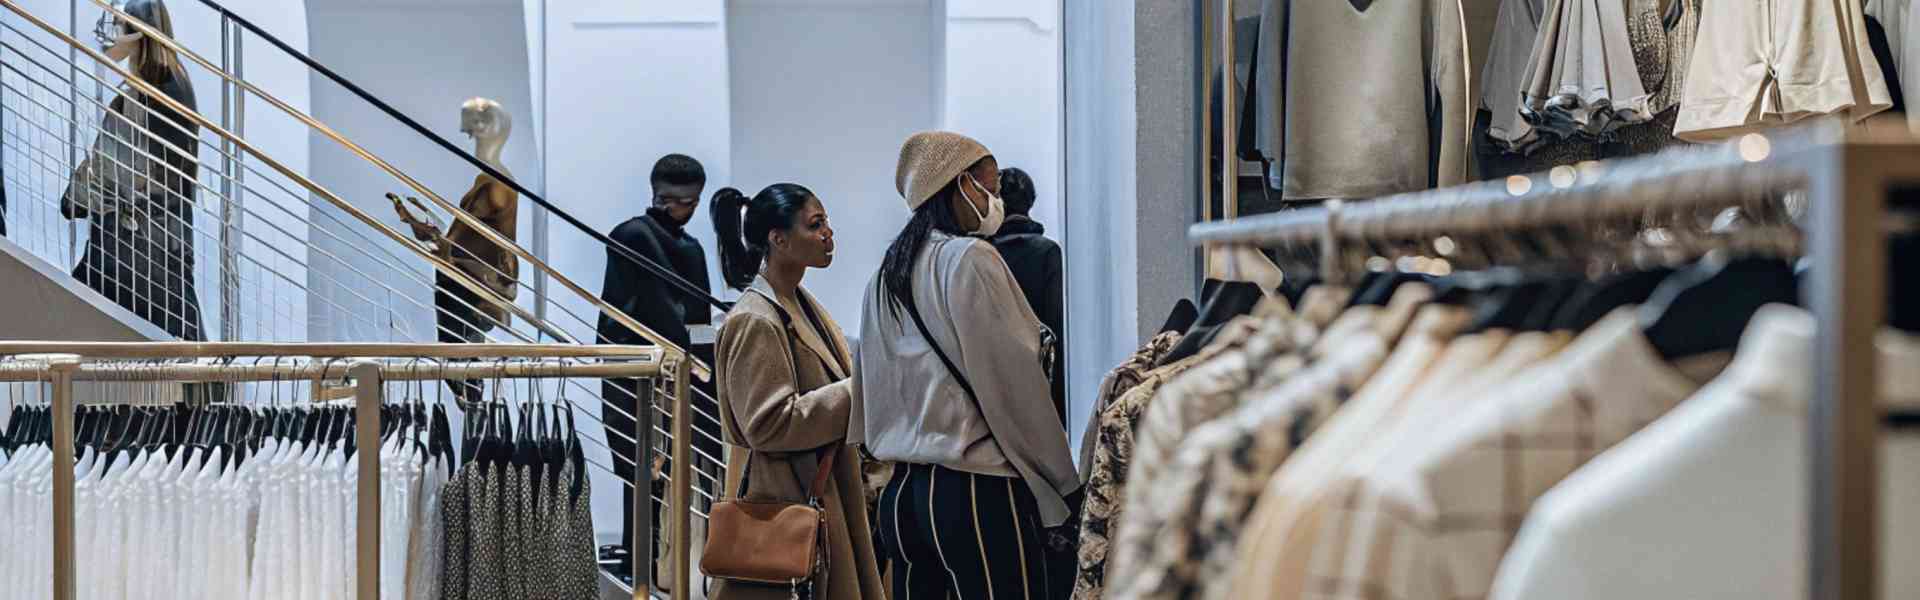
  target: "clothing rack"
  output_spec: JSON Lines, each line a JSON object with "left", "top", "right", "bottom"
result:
{"left": 0, "top": 342, "right": 695, "bottom": 600}
{"left": 1188, "top": 122, "right": 1918, "bottom": 600}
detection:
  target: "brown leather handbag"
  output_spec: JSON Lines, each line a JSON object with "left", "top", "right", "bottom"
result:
{"left": 701, "top": 291, "right": 841, "bottom": 593}
{"left": 701, "top": 444, "right": 838, "bottom": 591}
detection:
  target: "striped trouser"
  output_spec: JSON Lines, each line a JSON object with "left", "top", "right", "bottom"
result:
{"left": 876, "top": 463, "right": 1061, "bottom": 600}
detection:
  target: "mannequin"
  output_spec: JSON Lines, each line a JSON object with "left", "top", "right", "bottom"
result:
{"left": 392, "top": 98, "right": 520, "bottom": 405}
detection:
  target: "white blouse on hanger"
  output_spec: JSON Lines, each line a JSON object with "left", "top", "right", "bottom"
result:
{"left": 1491, "top": 306, "right": 1920, "bottom": 600}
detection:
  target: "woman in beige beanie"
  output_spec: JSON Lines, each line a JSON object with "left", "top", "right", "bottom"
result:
{"left": 851, "top": 131, "right": 1081, "bottom": 599}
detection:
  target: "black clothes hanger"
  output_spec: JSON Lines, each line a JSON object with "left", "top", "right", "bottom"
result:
{"left": 1280, "top": 274, "right": 1320, "bottom": 309}
{"left": 1431, "top": 269, "right": 1509, "bottom": 306}
{"left": 1520, "top": 275, "right": 1587, "bottom": 332}
{"left": 515, "top": 401, "right": 537, "bottom": 469}
{"left": 1641, "top": 256, "right": 1799, "bottom": 360}
{"left": 460, "top": 403, "right": 480, "bottom": 467}
{"left": 1343, "top": 272, "right": 1384, "bottom": 307}
{"left": 1890, "top": 231, "right": 1917, "bottom": 333}
{"left": 345, "top": 407, "right": 360, "bottom": 459}
{"left": 1159, "top": 279, "right": 1267, "bottom": 367}
{"left": 1551, "top": 266, "right": 1676, "bottom": 332}
{"left": 501, "top": 399, "right": 517, "bottom": 465}
{"left": 1465, "top": 277, "right": 1551, "bottom": 334}
{"left": 566, "top": 407, "right": 586, "bottom": 502}
{"left": 1351, "top": 272, "right": 1428, "bottom": 308}
{"left": 543, "top": 402, "right": 566, "bottom": 487}
{"left": 432, "top": 403, "right": 454, "bottom": 467}
{"left": 1158, "top": 299, "right": 1200, "bottom": 336}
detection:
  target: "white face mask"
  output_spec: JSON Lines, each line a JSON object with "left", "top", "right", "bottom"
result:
{"left": 964, "top": 172, "right": 1006, "bottom": 237}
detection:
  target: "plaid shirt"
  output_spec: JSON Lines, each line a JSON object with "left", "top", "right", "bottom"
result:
{"left": 1267, "top": 311, "right": 1707, "bottom": 600}
{"left": 1070, "top": 318, "right": 1262, "bottom": 600}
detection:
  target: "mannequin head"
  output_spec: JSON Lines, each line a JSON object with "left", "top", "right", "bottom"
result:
{"left": 460, "top": 98, "right": 511, "bottom": 174}
{"left": 650, "top": 154, "right": 707, "bottom": 226}
{"left": 460, "top": 98, "right": 512, "bottom": 140}
{"left": 712, "top": 184, "right": 833, "bottom": 290}
{"left": 99, "top": 0, "right": 183, "bottom": 84}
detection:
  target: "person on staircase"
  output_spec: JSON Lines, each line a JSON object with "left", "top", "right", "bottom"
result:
{"left": 63, "top": 0, "right": 204, "bottom": 343}
{"left": 595, "top": 153, "right": 721, "bottom": 580}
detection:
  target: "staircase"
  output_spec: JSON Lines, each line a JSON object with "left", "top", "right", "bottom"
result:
{"left": 0, "top": 0, "right": 722, "bottom": 595}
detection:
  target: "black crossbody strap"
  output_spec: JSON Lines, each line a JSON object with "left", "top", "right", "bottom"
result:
{"left": 900, "top": 290, "right": 982, "bottom": 409}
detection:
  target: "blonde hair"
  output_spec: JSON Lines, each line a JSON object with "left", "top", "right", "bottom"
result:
{"left": 120, "top": 0, "right": 184, "bottom": 84}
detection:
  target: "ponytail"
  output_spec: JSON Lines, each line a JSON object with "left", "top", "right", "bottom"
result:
{"left": 710, "top": 187, "right": 757, "bottom": 290}
{"left": 710, "top": 184, "right": 819, "bottom": 291}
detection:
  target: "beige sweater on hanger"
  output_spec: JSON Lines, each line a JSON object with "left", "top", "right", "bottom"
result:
{"left": 1259, "top": 0, "right": 1499, "bottom": 201}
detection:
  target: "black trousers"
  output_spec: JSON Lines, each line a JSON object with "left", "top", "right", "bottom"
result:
{"left": 433, "top": 272, "right": 487, "bottom": 406}
{"left": 601, "top": 356, "right": 721, "bottom": 563}
{"left": 877, "top": 463, "right": 1063, "bottom": 600}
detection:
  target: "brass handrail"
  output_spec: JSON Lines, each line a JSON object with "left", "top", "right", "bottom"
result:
{"left": 67, "top": 0, "right": 712, "bottom": 380}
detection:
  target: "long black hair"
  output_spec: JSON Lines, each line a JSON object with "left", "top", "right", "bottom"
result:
{"left": 878, "top": 179, "right": 969, "bottom": 317}
{"left": 711, "top": 183, "right": 818, "bottom": 290}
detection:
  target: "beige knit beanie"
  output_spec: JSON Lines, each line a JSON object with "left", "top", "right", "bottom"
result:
{"left": 895, "top": 131, "right": 991, "bottom": 211}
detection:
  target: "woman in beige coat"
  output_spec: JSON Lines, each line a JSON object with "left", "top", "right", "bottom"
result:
{"left": 708, "top": 183, "right": 885, "bottom": 600}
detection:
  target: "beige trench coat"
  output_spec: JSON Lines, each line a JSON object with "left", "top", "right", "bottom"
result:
{"left": 710, "top": 278, "right": 886, "bottom": 600}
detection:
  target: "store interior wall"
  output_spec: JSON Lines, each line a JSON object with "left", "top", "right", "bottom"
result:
{"left": 943, "top": 0, "right": 1066, "bottom": 291}
{"left": 727, "top": 0, "right": 939, "bottom": 334}
{"left": 305, "top": 0, "right": 543, "bottom": 344}
{"left": 532, "top": 0, "right": 735, "bottom": 543}
{"left": 1061, "top": 0, "right": 1198, "bottom": 455}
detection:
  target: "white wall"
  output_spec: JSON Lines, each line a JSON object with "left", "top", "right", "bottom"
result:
{"left": 304, "top": 0, "right": 542, "bottom": 343}
{"left": 944, "top": 0, "right": 1062, "bottom": 232}
{"left": 1063, "top": 0, "right": 1141, "bottom": 455}
{"left": 728, "top": 0, "right": 938, "bottom": 333}
{"left": 536, "top": 0, "right": 733, "bottom": 544}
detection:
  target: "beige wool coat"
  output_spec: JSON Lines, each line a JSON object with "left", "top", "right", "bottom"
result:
{"left": 710, "top": 277, "right": 886, "bottom": 600}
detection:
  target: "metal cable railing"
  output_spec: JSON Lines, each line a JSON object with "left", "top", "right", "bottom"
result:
{"left": 1, "top": 3, "right": 733, "bottom": 488}
{"left": 74, "top": 0, "right": 736, "bottom": 491}
{"left": 0, "top": 342, "right": 702, "bottom": 600}
{"left": 0, "top": 1, "right": 733, "bottom": 586}
{"left": 0, "top": 22, "right": 520, "bottom": 346}
{"left": 180, "top": 0, "right": 728, "bottom": 315}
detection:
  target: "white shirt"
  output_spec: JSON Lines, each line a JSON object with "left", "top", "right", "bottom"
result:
{"left": 1491, "top": 305, "right": 1920, "bottom": 600}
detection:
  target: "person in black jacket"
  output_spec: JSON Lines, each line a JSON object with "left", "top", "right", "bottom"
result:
{"left": 988, "top": 167, "right": 1067, "bottom": 427}
{"left": 595, "top": 153, "right": 720, "bottom": 574}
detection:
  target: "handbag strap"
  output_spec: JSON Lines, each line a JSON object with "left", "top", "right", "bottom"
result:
{"left": 898, "top": 284, "right": 984, "bottom": 415}
{"left": 737, "top": 288, "right": 841, "bottom": 502}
